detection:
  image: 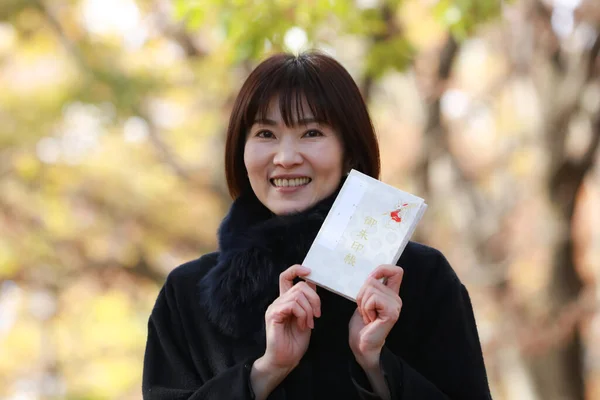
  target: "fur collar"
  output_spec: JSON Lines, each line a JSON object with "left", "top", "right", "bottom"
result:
{"left": 198, "top": 185, "right": 342, "bottom": 339}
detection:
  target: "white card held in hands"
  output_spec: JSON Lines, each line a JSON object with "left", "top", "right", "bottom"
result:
{"left": 303, "top": 170, "right": 427, "bottom": 302}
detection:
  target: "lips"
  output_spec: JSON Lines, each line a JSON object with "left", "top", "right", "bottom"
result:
{"left": 270, "top": 177, "right": 312, "bottom": 187}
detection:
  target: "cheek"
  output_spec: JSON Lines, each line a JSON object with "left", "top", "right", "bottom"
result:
{"left": 311, "top": 146, "right": 344, "bottom": 180}
{"left": 325, "top": 140, "right": 345, "bottom": 174}
{"left": 244, "top": 143, "right": 272, "bottom": 185}
{"left": 243, "top": 143, "right": 259, "bottom": 174}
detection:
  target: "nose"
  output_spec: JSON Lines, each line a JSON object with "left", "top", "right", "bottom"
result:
{"left": 273, "top": 139, "right": 303, "bottom": 168}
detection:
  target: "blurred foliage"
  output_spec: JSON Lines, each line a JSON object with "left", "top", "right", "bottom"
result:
{"left": 2, "top": 0, "right": 600, "bottom": 399}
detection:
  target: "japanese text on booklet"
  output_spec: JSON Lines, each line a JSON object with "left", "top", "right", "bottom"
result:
{"left": 303, "top": 170, "right": 427, "bottom": 301}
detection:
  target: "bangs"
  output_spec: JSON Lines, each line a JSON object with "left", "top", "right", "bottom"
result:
{"left": 243, "top": 61, "right": 335, "bottom": 128}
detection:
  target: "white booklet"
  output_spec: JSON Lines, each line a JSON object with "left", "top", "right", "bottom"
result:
{"left": 303, "top": 170, "right": 427, "bottom": 302}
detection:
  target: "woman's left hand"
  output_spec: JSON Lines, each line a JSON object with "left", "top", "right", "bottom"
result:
{"left": 349, "top": 265, "right": 404, "bottom": 370}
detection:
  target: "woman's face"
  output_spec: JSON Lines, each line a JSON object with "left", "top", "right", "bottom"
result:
{"left": 244, "top": 96, "right": 345, "bottom": 215}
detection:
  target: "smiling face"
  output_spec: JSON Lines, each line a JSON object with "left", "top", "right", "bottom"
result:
{"left": 244, "top": 96, "right": 345, "bottom": 215}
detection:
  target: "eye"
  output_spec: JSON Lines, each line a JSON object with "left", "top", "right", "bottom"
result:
{"left": 256, "top": 130, "right": 275, "bottom": 138}
{"left": 303, "top": 129, "right": 324, "bottom": 138}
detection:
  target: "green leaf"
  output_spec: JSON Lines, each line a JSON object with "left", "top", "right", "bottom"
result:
{"left": 365, "top": 36, "right": 415, "bottom": 79}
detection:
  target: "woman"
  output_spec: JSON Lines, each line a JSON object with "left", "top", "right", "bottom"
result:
{"left": 142, "top": 52, "right": 492, "bottom": 399}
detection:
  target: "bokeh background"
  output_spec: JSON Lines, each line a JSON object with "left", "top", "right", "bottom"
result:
{"left": 1, "top": 0, "right": 600, "bottom": 398}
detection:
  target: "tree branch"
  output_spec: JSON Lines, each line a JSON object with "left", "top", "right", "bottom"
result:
{"left": 359, "top": 3, "right": 400, "bottom": 101}
{"left": 151, "top": 0, "right": 209, "bottom": 58}
{"left": 34, "top": 0, "right": 229, "bottom": 200}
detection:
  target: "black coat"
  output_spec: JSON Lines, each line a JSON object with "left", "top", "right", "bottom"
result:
{"left": 142, "top": 190, "right": 492, "bottom": 399}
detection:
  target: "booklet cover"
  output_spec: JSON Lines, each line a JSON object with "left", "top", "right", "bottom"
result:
{"left": 303, "top": 169, "right": 427, "bottom": 302}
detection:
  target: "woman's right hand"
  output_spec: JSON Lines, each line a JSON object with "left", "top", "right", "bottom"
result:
{"left": 250, "top": 265, "right": 320, "bottom": 399}
{"left": 261, "top": 265, "right": 321, "bottom": 371}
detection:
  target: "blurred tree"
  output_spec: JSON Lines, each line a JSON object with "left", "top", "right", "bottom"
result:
{"left": 1, "top": 0, "right": 600, "bottom": 399}
{"left": 510, "top": 1, "right": 599, "bottom": 398}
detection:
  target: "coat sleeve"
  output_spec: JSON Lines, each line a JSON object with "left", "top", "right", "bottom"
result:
{"left": 348, "top": 252, "right": 493, "bottom": 399}
{"left": 142, "top": 277, "right": 269, "bottom": 400}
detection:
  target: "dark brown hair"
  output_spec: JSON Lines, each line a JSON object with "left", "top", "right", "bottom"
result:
{"left": 224, "top": 51, "right": 381, "bottom": 199}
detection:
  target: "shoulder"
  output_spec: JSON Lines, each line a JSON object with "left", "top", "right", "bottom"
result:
{"left": 400, "top": 241, "right": 456, "bottom": 275}
{"left": 158, "top": 252, "right": 220, "bottom": 301}
{"left": 400, "top": 241, "right": 445, "bottom": 264}
{"left": 398, "top": 241, "right": 461, "bottom": 294}
{"left": 165, "top": 252, "right": 220, "bottom": 284}
{"left": 150, "top": 252, "right": 220, "bottom": 317}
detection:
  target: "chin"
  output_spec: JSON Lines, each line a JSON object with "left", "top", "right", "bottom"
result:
{"left": 269, "top": 201, "right": 313, "bottom": 216}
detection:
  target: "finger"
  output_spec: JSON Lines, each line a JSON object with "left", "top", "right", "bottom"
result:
{"left": 356, "top": 278, "right": 369, "bottom": 310}
{"left": 360, "top": 279, "right": 397, "bottom": 322}
{"left": 358, "top": 275, "right": 402, "bottom": 325}
{"left": 289, "top": 301, "right": 309, "bottom": 330}
{"left": 365, "top": 276, "right": 399, "bottom": 299}
{"left": 357, "top": 281, "right": 382, "bottom": 324}
{"left": 370, "top": 265, "right": 404, "bottom": 293}
{"left": 364, "top": 289, "right": 402, "bottom": 322}
{"left": 279, "top": 265, "right": 311, "bottom": 295}
{"left": 302, "top": 278, "right": 317, "bottom": 292}
{"left": 353, "top": 288, "right": 367, "bottom": 324}
{"left": 360, "top": 276, "right": 396, "bottom": 303}
{"left": 291, "top": 282, "right": 321, "bottom": 318}
{"left": 293, "top": 292, "right": 314, "bottom": 329}
{"left": 358, "top": 273, "right": 395, "bottom": 307}
{"left": 361, "top": 287, "right": 378, "bottom": 323}
{"left": 273, "top": 298, "right": 309, "bottom": 330}
{"left": 281, "top": 289, "right": 315, "bottom": 328}
{"left": 356, "top": 285, "right": 369, "bottom": 324}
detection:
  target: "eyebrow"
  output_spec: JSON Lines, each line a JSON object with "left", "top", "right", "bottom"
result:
{"left": 252, "top": 117, "right": 322, "bottom": 126}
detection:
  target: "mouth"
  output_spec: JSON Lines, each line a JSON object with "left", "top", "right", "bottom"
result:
{"left": 270, "top": 177, "right": 312, "bottom": 188}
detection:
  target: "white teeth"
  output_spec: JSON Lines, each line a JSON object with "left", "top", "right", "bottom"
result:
{"left": 272, "top": 178, "right": 311, "bottom": 187}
